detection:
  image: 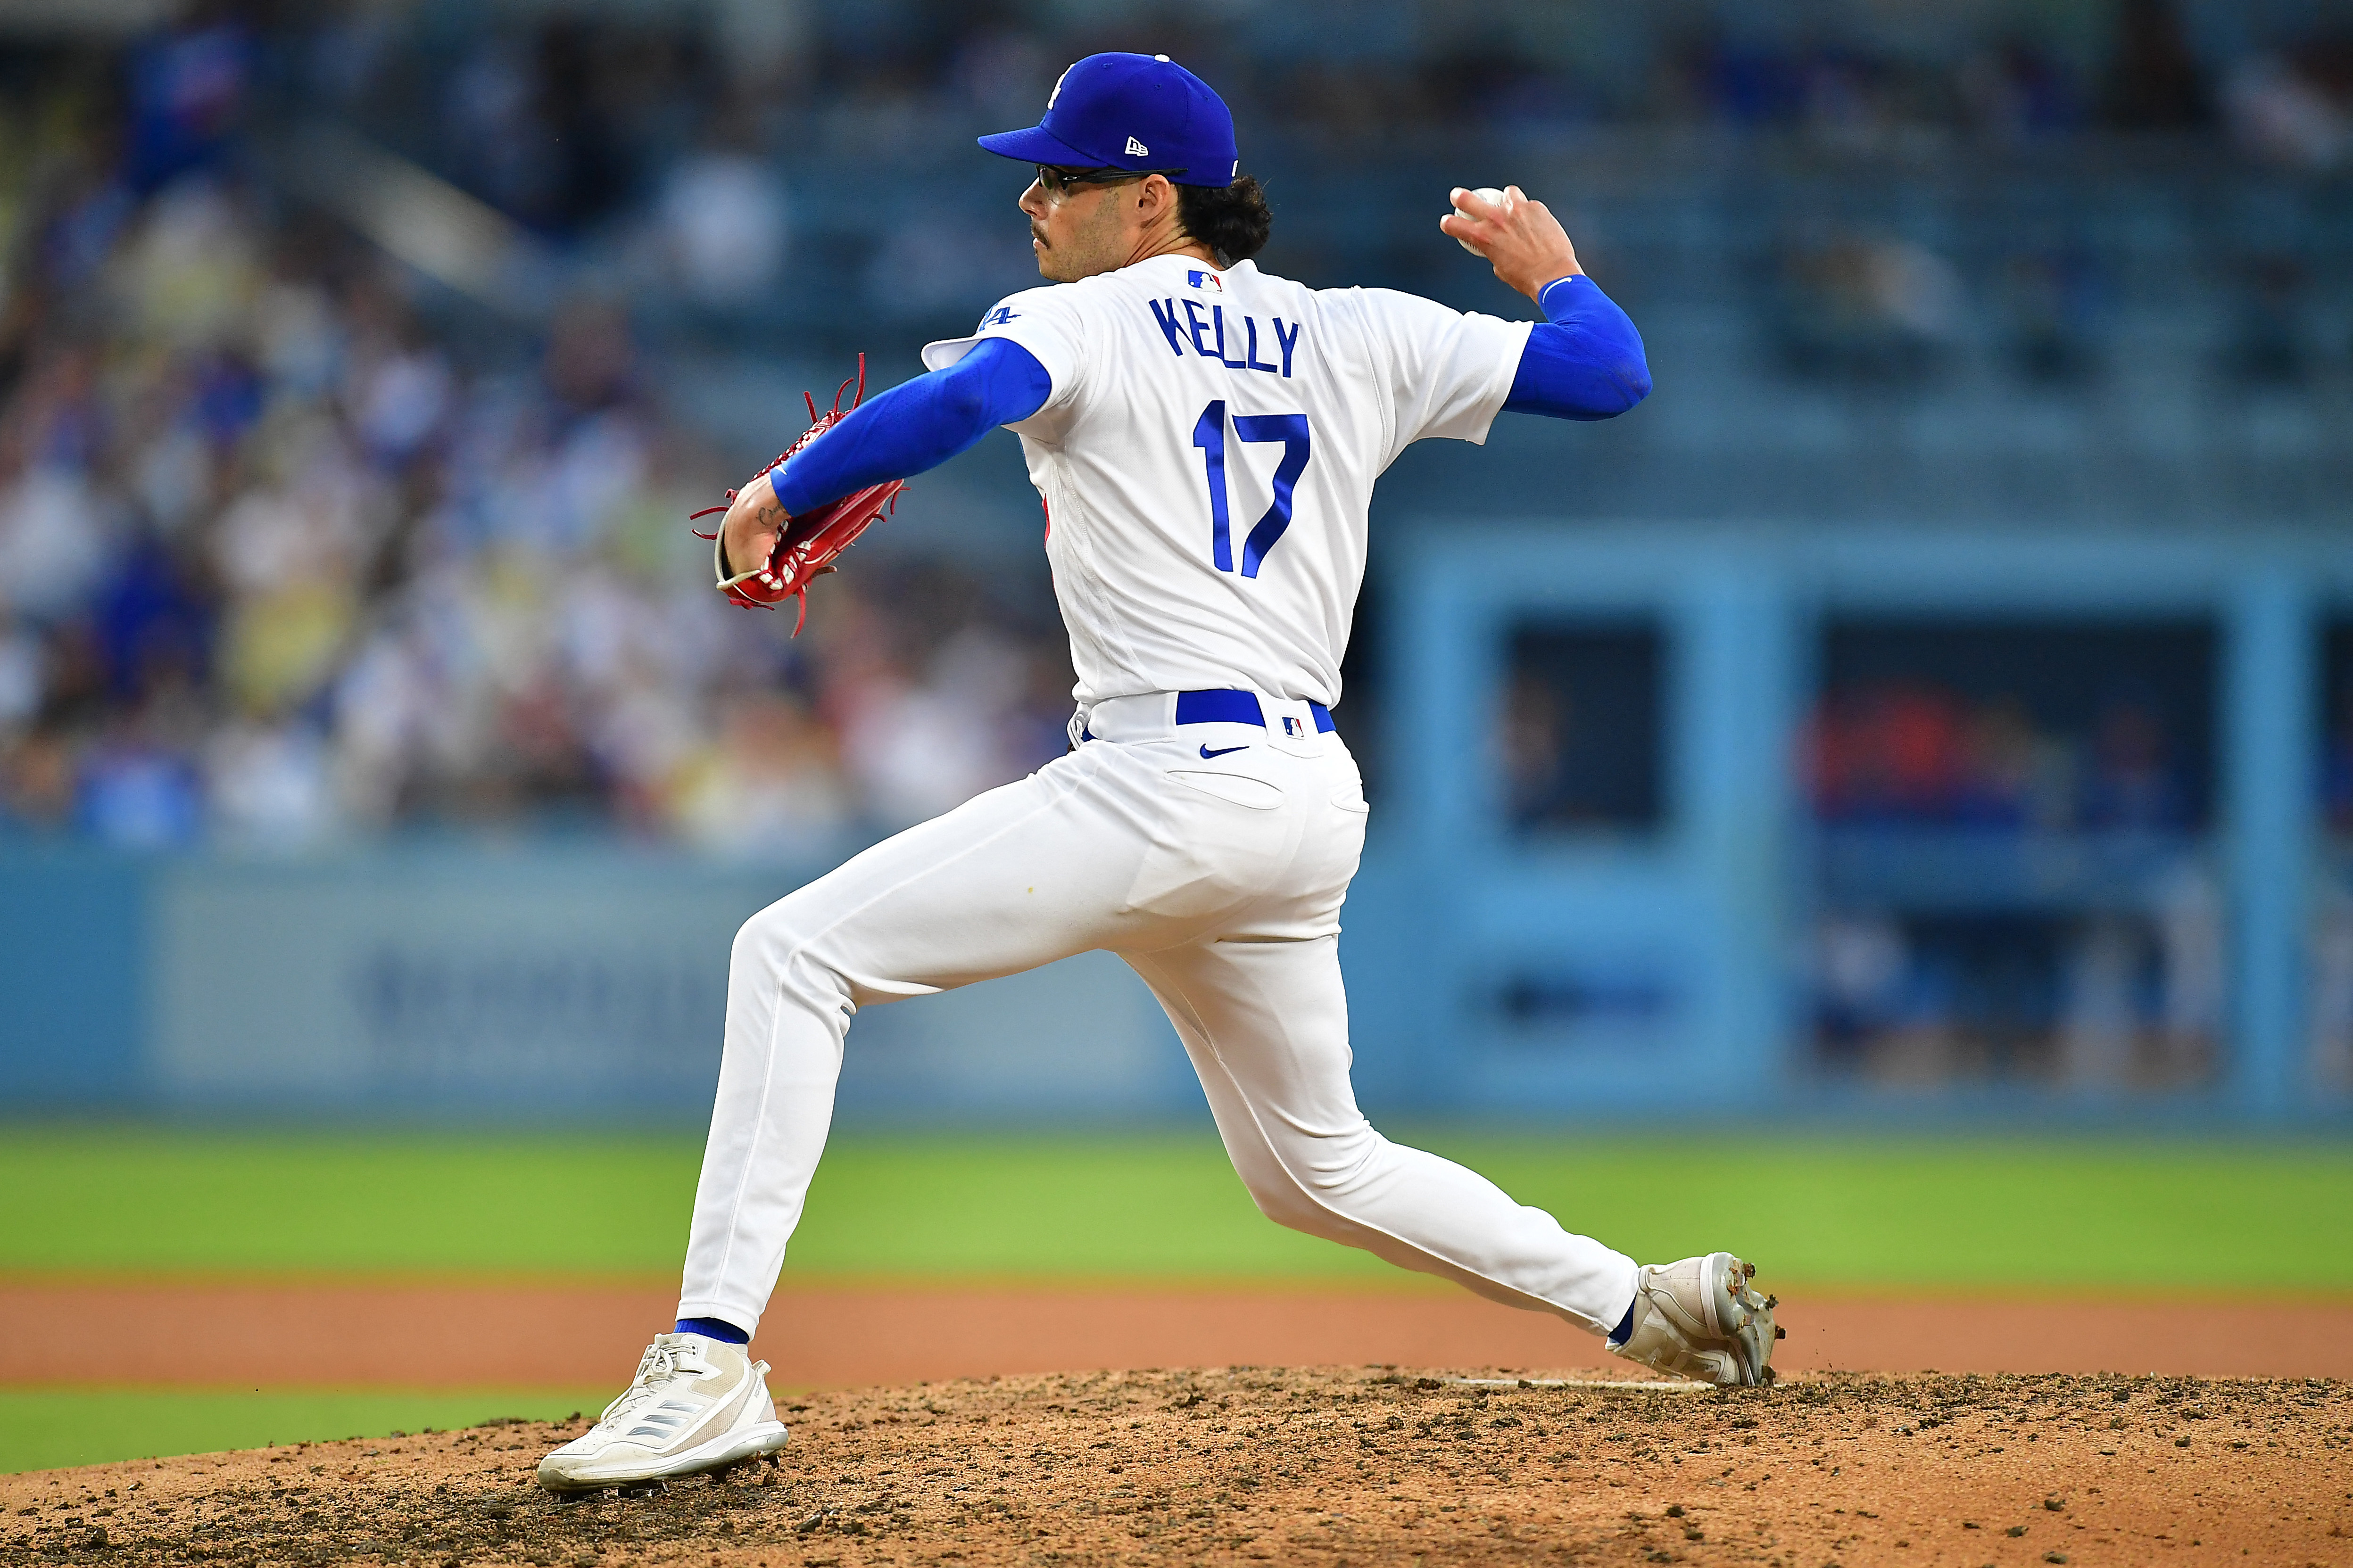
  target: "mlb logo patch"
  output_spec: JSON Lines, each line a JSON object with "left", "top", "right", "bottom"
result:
{"left": 1283, "top": 715, "right": 1304, "bottom": 738}
{"left": 1187, "top": 269, "right": 1223, "bottom": 293}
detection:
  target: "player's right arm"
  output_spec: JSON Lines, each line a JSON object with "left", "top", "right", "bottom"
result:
{"left": 1503, "top": 275, "right": 1650, "bottom": 422}
{"left": 1442, "top": 183, "right": 1651, "bottom": 422}
{"left": 1441, "top": 183, "right": 1580, "bottom": 303}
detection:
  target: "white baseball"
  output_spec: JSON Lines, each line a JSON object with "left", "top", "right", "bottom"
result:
{"left": 1452, "top": 187, "right": 1510, "bottom": 255}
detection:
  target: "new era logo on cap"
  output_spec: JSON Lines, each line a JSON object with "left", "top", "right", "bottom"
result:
{"left": 1126, "top": 136, "right": 1149, "bottom": 156}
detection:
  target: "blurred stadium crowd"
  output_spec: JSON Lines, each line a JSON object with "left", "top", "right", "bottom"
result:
{"left": 0, "top": 5, "right": 1094, "bottom": 853}
{"left": 0, "top": 189, "right": 1073, "bottom": 852}
{"left": 1803, "top": 672, "right": 2220, "bottom": 1086}
{"left": 1808, "top": 684, "right": 2197, "bottom": 833}
{"left": 0, "top": 0, "right": 2346, "bottom": 852}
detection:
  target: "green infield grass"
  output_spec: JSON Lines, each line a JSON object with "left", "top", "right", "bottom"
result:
{"left": 0, "top": 1389, "right": 603, "bottom": 1477}
{"left": 3, "top": 1125, "right": 2350, "bottom": 1294}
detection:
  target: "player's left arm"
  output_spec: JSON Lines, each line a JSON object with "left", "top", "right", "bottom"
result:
{"left": 1442, "top": 184, "right": 1651, "bottom": 422}
{"left": 715, "top": 338, "right": 1052, "bottom": 578}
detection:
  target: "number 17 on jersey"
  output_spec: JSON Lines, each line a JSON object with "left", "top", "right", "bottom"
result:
{"left": 1191, "top": 400, "right": 1311, "bottom": 580}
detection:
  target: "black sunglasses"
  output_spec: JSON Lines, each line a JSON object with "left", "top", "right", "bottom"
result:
{"left": 1034, "top": 164, "right": 1182, "bottom": 194}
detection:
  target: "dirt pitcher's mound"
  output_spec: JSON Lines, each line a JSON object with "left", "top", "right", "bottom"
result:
{"left": 7, "top": 1368, "right": 2349, "bottom": 1566}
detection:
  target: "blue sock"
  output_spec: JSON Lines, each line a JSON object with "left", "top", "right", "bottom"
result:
{"left": 675, "top": 1315, "right": 750, "bottom": 1345}
{"left": 1608, "top": 1301, "right": 1636, "bottom": 1348}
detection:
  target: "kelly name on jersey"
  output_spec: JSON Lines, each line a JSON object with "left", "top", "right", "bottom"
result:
{"left": 1149, "top": 268, "right": 1301, "bottom": 378}
{"left": 982, "top": 268, "right": 1304, "bottom": 381}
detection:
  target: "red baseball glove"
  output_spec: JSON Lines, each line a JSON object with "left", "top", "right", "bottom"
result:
{"left": 691, "top": 355, "right": 907, "bottom": 635}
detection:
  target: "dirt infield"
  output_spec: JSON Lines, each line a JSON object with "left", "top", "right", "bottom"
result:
{"left": 8, "top": 1281, "right": 2353, "bottom": 1389}
{"left": 6, "top": 1367, "right": 2349, "bottom": 1567}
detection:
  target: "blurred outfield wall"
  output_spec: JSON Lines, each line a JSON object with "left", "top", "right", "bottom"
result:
{"left": 0, "top": 843, "right": 1200, "bottom": 1123}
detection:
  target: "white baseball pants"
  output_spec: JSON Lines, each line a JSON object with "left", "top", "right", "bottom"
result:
{"left": 676, "top": 690, "right": 1640, "bottom": 1341}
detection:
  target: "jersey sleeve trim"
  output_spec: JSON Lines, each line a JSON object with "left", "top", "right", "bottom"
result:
{"left": 922, "top": 284, "right": 1087, "bottom": 415}
{"left": 919, "top": 335, "right": 983, "bottom": 371}
{"left": 1459, "top": 317, "right": 1535, "bottom": 446}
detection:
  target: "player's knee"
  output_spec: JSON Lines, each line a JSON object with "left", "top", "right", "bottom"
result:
{"left": 730, "top": 905, "right": 783, "bottom": 970}
{"left": 1237, "top": 1155, "right": 1370, "bottom": 1242}
{"left": 731, "top": 899, "right": 834, "bottom": 997}
{"left": 1245, "top": 1127, "right": 1388, "bottom": 1224}
{"left": 1238, "top": 1169, "right": 1323, "bottom": 1232}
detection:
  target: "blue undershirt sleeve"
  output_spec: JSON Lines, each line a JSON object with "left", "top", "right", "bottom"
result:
{"left": 769, "top": 337, "right": 1052, "bottom": 516}
{"left": 1501, "top": 274, "right": 1652, "bottom": 422}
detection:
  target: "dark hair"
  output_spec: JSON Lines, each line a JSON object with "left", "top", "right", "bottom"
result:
{"left": 1176, "top": 174, "right": 1271, "bottom": 267}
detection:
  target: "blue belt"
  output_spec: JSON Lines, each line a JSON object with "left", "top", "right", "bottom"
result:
{"left": 1173, "top": 689, "right": 1335, "bottom": 733}
{"left": 1079, "top": 690, "right": 1335, "bottom": 745}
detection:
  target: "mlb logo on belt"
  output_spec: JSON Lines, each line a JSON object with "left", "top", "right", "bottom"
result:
{"left": 1187, "top": 269, "right": 1223, "bottom": 292}
{"left": 1283, "top": 715, "right": 1304, "bottom": 737}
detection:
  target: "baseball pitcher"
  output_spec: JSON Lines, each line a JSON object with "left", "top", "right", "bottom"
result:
{"left": 540, "top": 52, "right": 1776, "bottom": 1494}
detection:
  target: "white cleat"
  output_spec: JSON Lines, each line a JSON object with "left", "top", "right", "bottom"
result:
{"left": 537, "top": 1332, "right": 789, "bottom": 1493}
{"left": 1607, "top": 1252, "right": 1781, "bottom": 1387}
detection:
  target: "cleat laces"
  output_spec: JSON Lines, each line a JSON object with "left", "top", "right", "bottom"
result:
{"left": 594, "top": 1339, "right": 708, "bottom": 1429}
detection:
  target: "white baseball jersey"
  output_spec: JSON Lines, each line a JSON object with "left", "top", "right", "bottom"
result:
{"left": 922, "top": 253, "right": 1531, "bottom": 710}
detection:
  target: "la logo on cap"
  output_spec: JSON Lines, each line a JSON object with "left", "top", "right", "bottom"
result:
{"left": 1126, "top": 136, "right": 1149, "bottom": 156}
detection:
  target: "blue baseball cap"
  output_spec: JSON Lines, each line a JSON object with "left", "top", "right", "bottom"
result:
{"left": 978, "top": 52, "right": 1238, "bottom": 188}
